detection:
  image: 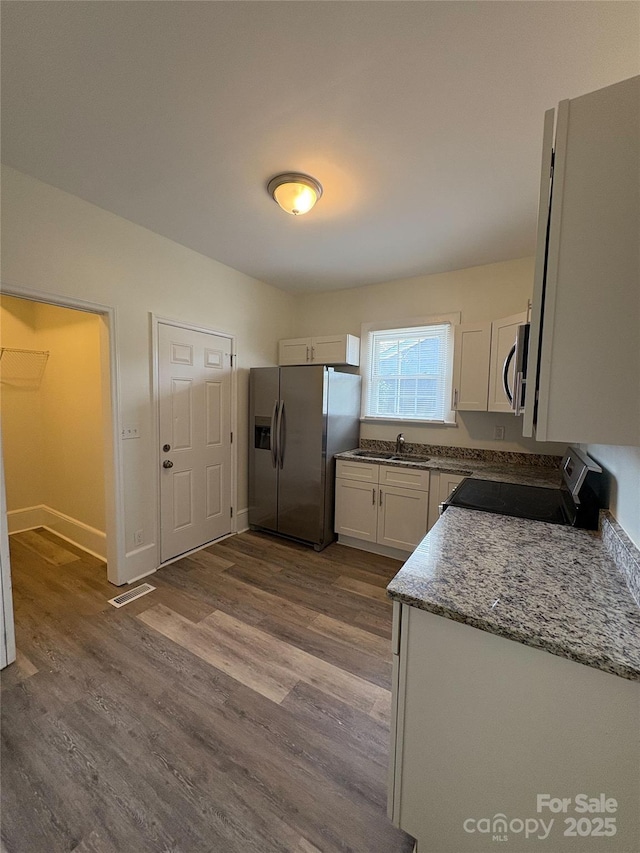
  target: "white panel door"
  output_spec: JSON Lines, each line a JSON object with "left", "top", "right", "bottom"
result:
{"left": 377, "top": 485, "right": 429, "bottom": 551}
{"left": 159, "top": 324, "right": 232, "bottom": 562}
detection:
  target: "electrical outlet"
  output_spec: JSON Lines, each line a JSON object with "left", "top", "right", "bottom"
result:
{"left": 121, "top": 425, "right": 140, "bottom": 440}
{"left": 494, "top": 425, "right": 505, "bottom": 441}
{"left": 134, "top": 529, "right": 144, "bottom": 546}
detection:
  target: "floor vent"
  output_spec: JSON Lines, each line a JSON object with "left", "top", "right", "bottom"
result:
{"left": 108, "top": 583, "right": 156, "bottom": 608}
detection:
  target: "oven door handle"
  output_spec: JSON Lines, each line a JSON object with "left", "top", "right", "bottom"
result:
{"left": 502, "top": 343, "right": 516, "bottom": 408}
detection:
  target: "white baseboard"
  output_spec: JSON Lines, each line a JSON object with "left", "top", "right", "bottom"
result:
{"left": 122, "top": 542, "right": 158, "bottom": 582}
{"left": 7, "top": 505, "right": 47, "bottom": 534}
{"left": 7, "top": 504, "right": 107, "bottom": 561}
{"left": 235, "top": 508, "right": 249, "bottom": 533}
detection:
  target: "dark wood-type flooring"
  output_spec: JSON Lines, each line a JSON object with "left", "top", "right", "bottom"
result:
{"left": 1, "top": 528, "right": 414, "bottom": 853}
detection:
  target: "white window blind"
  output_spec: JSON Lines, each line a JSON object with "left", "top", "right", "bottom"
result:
{"left": 364, "top": 323, "right": 454, "bottom": 421}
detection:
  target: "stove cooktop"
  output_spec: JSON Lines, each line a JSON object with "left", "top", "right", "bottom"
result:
{"left": 443, "top": 478, "right": 575, "bottom": 525}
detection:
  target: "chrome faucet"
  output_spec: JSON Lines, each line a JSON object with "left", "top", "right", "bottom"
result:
{"left": 395, "top": 433, "right": 405, "bottom": 455}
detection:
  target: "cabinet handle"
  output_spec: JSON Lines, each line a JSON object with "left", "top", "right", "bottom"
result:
{"left": 306, "top": 346, "right": 310, "bottom": 362}
{"left": 453, "top": 388, "right": 459, "bottom": 410}
{"left": 379, "top": 489, "right": 383, "bottom": 506}
{"left": 311, "top": 346, "right": 315, "bottom": 361}
{"left": 372, "top": 488, "right": 376, "bottom": 505}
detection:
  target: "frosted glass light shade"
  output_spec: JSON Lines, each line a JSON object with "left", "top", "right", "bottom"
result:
{"left": 267, "top": 173, "right": 323, "bottom": 216}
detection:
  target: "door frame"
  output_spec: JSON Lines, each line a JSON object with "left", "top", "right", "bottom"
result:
{"left": 151, "top": 314, "right": 238, "bottom": 567}
{"left": 1, "top": 427, "right": 17, "bottom": 668}
{"left": 0, "top": 283, "right": 125, "bottom": 587}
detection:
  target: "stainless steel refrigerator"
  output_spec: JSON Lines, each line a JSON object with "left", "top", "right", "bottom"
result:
{"left": 249, "top": 365, "right": 361, "bottom": 550}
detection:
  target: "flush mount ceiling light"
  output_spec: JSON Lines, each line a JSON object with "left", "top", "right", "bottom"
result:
{"left": 267, "top": 172, "right": 323, "bottom": 216}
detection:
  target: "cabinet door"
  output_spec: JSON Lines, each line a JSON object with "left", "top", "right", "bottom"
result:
{"left": 427, "top": 472, "right": 474, "bottom": 531}
{"left": 334, "top": 478, "right": 378, "bottom": 541}
{"left": 377, "top": 486, "right": 429, "bottom": 552}
{"left": 279, "top": 338, "right": 311, "bottom": 365}
{"left": 451, "top": 323, "right": 491, "bottom": 411}
{"left": 488, "top": 312, "right": 527, "bottom": 413}
{"left": 523, "top": 108, "right": 555, "bottom": 439}
{"left": 533, "top": 76, "right": 640, "bottom": 444}
{"left": 311, "top": 334, "right": 360, "bottom": 366}
{"left": 438, "top": 473, "right": 467, "bottom": 505}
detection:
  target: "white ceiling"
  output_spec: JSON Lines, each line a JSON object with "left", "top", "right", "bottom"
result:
{"left": 2, "top": 2, "right": 638, "bottom": 293}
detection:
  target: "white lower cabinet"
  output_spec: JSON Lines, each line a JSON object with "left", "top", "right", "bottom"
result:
{"left": 334, "top": 477, "right": 378, "bottom": 542}
{"left": 389, "top": 604, "right": 640, "bottom": 852}
{"left": 335, "top": 461, "right": 429, "bottom": 556}
{"left": 426, "top": 471, "right": 468, "bottom": 531}
{"left": 377, "top": 486, "right": 429, "bottom": 551}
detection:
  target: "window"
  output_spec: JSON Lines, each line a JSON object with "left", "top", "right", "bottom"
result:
{"left": 361, "top": 315, "right": 459, "bottom": 423}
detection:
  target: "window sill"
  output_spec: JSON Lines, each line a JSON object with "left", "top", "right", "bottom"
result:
{"left": 360, "top": 417, "right": 458, "bottom": 427}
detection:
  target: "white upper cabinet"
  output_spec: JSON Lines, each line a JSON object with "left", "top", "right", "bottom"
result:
{"left": 278, "top": 338, "right": 311, "bottom": 366}
{"left": 279, "top": 334, "right": 360, "bottom": 366}
{"left": 524, "top": 75, "right": 640, "bottom": 445}
{"left": 451, "top": 322, "right": 491, "bottom": 411}
{"left": 451, "top": 310, "right": 535, "bottom": 415}
{"left": 488, "top": 311, "right": 527, "bottom": 413}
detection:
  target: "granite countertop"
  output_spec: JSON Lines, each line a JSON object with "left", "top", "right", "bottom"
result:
{"left": 387, "top": 507, "right": 640, "bottom": 682}
{"left": 335, "top": 448, "right": 562, "bottom": 488}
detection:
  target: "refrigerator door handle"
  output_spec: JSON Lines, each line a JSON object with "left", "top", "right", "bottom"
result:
{"left": 276, "top": 400, "right": 286, "bottom": 469}
{"left": 270, "top": 400, "right": 278, "bottom": 468}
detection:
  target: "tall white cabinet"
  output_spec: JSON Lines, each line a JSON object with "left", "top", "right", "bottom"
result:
{"left": 524, "top": 75, "right": 640, "bottom": 445}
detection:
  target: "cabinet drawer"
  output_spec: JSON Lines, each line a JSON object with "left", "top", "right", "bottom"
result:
{"left": 336, "top": 460, "right": 379, "bottom": 483}
{"left": 379, "top": 465, "right": 429, "bottom": 492}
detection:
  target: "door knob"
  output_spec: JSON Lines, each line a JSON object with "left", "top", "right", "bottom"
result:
{"left": 163, "top": 460, "right": 174, "bottom": 469}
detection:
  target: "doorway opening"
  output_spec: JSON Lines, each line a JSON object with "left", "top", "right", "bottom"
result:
{"left": 1, "top": 289, "right": 124, "bottom": 668}
{"left": 1, "top": 295, "right": 107, "bottom": 558}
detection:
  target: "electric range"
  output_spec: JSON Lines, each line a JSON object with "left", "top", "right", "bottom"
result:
{"left": 441, "top": 446, "right": 603, "bottom": 530}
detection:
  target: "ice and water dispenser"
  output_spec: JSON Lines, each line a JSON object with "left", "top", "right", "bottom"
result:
{"left": 254, "top": 416, "right": 272, "bottom": 451}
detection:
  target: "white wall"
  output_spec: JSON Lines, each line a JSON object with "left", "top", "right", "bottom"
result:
{"left": 585, "top": 445, "right": 640, "bottom": 549}
{"left": 293, "top": 257, "right": 567, "bottom": 455}
{"left": 1, "top": 165, "right": 296, "bottom": 583}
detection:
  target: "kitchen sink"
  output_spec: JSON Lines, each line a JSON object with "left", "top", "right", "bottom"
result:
{"left": 392, "top": 454, "right": 430, "bottom": 462}
{"left": 351, "top": 449, "right": 431, "bottom": 463}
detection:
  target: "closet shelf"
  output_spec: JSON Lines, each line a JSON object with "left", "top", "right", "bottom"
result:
{"left": 0, "top": 347, "right": 50, "bottom": 387}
